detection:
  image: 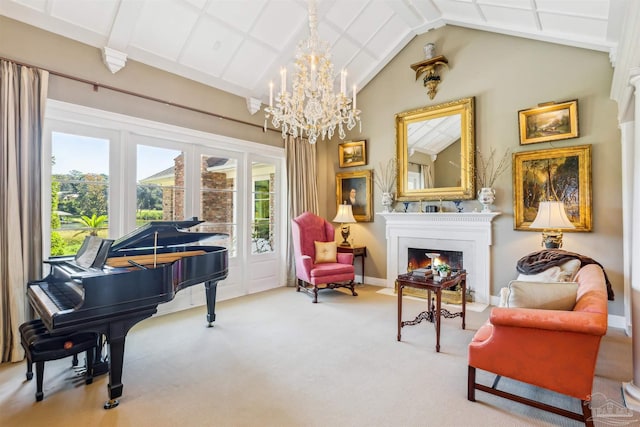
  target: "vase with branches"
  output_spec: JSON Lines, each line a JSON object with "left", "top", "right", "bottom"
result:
{"left": 374, "top": 158, "right": 397, "bottom": 212}
{"left": 475, "top": 147, "right": 510, "bottom": 212}
{"left": 476, "top": 147, "right": 511, "bottom": 189}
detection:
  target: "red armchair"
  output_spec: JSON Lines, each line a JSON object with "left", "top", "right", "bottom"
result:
{"left": 291, "top": 212, "right": 357, "bottom": 303}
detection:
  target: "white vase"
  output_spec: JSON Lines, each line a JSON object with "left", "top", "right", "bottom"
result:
{"left": 423, "top": 42, "right": 435, "bottom": 59}
{"left": 477, "top": 187, "right": 495, "bottom": 213}
{"left": 382, "top": 192, "right": 394, "bottom": 213}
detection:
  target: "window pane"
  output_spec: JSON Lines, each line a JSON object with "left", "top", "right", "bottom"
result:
{"left": 251, "top": 162, "right": 275, "bottom": 254}
{"left": 137, "top": 145, "right": 184, "bottom": 226}
{"left": 51, "top": 132, "right": 109, "bottom": 256}
{"left": 200, "top": 156, "right": 237, "bottom": 256}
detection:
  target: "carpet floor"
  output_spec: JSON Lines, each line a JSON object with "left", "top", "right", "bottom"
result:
{"left": 0, "top": 284, "right": 636, "bottom": 427}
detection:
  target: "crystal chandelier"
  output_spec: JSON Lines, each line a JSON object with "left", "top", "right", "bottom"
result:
{"left": 264, "top": 0, "right": 361, "bottom": 144}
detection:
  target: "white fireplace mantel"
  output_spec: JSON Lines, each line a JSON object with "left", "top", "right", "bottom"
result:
{"left": 378, "top": 212, "right": 500, "bottom": 304}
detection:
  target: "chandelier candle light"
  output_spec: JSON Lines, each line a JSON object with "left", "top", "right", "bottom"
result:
{"left": 264, "top": 0, "right": 361, "bottom": 144}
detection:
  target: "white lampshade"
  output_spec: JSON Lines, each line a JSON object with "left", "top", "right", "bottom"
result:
{"left": 529, "top": 201, "right": 575, "bottom": 229}
{"left": 530, "top": 201, "right": 574, "bottom": 248}
{"left": 333, "top": 204, "right": 356, "bottom": 223}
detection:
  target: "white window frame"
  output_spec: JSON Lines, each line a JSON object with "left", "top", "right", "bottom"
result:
{"left": 250, "top": 159, "right": 278, "bottom": 255}
{"left": 43, "top": 100, "right": 287, "bottom": 304}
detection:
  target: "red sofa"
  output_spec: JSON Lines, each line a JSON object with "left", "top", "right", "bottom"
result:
{"left": 467, "top": 264, "right": 609, "bottom": 426}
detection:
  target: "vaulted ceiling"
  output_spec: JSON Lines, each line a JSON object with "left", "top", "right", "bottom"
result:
{"left": 0, "top": 0, "right": 625, "bottom": 110}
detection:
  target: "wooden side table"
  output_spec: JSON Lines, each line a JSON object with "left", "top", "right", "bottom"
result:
{"left": 337, "top": 245, "right": 366, "bottom": 283}
{"left": 396, "top": 271, "right": 466, "bottom": 352}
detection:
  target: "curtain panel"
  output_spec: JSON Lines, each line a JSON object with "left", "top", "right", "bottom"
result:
{"left": 285, "top": 136, "right": 318, "bottom": 286}
{"left": 0, "top": 60, "right": 48, "bottom": 362}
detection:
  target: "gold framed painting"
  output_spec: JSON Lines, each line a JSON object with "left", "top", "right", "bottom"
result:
{"left": 518, "top": 100, "right": 579, "bottom": 145}
{"left": 336, "top": 170, "right": 373, "bottom": 222}
{"left": 513, "top": 144, "right": 592, "bottom": 231}
{"left": 338, "top": 140, "right": 367, "bottom": 168}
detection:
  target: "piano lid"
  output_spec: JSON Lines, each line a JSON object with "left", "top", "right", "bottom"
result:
{"left": 110, "top": 218, "right": 227, "bottom": 252}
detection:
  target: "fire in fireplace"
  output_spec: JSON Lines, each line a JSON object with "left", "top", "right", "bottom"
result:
{"left": 407, "top": 248, "right": 463, "bottom": 272}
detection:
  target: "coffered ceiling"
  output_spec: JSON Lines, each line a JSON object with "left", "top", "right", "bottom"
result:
{"left": 0, "top": 0, "right": 626, "bottom": 109}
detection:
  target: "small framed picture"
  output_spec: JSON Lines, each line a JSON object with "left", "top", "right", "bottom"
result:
{"left": 518, "top": 100, "right": 578, "bottom": 145}
{"left": 338, "top": 140, "right": 367, "bottom": 168}
{"left": 336, "top": 170, "right": 373, "bottom": 222}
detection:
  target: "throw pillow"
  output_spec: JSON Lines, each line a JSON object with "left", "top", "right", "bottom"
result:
{"left": 516, "top": 266, "right": 563, "bottom": 282}
{"left": 558, "top": 259, "right": 582, "bottom": 282}
{"left": 502, "top": 280, "right": 579, "bottom": 310}
{"left": 314, "top": 241, "right": 337, "bottom": 264}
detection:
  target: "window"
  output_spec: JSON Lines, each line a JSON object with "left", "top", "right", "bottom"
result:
{"left": 136, "top": 145, "right": 184, "bottom": 226}
{"left": 50, "top": 132, "right": 109, "bottom": 255}
{"left": 44, "top": 100, "right": 285, "bottom": 303}
{"left": 200, "top": 155, "right": 237, "bottom": 256}
{"left": 251, "top": 162, "right": 276, "bottom": 254}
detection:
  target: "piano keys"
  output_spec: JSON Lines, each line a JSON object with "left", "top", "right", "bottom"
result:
{"left": 27, "top": 218, "right": 228, "bottom": 409}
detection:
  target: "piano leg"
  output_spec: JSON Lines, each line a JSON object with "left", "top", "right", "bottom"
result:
{"left": 103, "top": 310, "right": 156, "bottom": 409}
{"left": 104, "top": 335, "right": 125, "bottom": 409}
{"left": 205, "top": 280, "right": 218, "bottom": 327}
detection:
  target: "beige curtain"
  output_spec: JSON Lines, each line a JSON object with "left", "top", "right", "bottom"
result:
{"left": 422, "top": 164, "right": 433, "bottom": 188}
{"left": 0, "top": 60, "right": 48, "bottom": 362}
{"left": 285, "top": 135, "right": 318, "bottom": 286}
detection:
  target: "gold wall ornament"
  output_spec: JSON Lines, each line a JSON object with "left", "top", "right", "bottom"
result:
{"left": 410, "top": 55, "right": 449, "bottom": 99}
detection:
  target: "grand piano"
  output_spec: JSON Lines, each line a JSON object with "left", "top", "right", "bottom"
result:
{"left": 27, "top": 218, "right": 228, "bottom": 409}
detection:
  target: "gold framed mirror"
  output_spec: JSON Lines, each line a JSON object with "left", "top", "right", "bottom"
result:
{"left": 395, "top": 97, "right": 475, "bottom": 201}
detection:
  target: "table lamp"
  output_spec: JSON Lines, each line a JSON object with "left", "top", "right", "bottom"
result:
{"left": 529, "top": 200, "right": 575, "bottom": 248}
{"left": 333, "top": 203, "right": 357, "bottom": 246}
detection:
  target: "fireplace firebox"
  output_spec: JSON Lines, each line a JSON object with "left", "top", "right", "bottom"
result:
{"left": 408, "top": 248, "right": 463, "bottom": 272}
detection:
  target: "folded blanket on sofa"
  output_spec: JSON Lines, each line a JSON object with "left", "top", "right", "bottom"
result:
{"left": 516, "top": 249, "right": 614, "bottom": 301}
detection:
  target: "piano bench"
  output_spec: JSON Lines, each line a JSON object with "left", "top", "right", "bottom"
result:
{"left": 19, "top": 319, "right": 99, "bottom": 402}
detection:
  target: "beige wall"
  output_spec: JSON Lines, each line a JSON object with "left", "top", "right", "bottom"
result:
{"left": 0, "top": 16, "right": 283, "bottom": 148}
{"left": 434, "top": 139, "right": 461, "bottom": 188}
{"left": 321, "top": 25, "right": 624, "bottom": 315}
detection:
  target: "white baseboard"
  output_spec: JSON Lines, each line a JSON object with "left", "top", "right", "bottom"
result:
{"left": 608, "top": 314, "right": 626, "bottom": 330}
{"left": 363, "top": 276, "right": 387, "bottom": 286}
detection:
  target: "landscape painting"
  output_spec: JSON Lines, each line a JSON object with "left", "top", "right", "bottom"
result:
{"left": 513, "top": 145, "right": 592, "bottom": 231}
{"left": 518, "top": 100, "right": 578, "bottom": 145}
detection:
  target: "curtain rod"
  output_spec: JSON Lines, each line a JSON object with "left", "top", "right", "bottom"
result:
{"left": 1, "top": 56, "right": 278, "bottom": 134}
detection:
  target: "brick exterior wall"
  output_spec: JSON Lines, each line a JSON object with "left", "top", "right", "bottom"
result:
{"left": 201, "top": 167, "right": 234, "bottom": 235}
{"left": 161, "top": 154, "right": 276, "bottom": 253}
{"left": 161, "top": 155, "right": 235, "bottom": 241}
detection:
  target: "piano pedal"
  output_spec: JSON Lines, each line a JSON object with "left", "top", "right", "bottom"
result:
{"left": 104, "top": 399, "right": 119, "bottom": 409}
{"left": 72, "top": 365, "right": 87, "bottom": 375}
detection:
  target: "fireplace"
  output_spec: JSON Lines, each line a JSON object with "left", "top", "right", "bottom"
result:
{"left": 378, "top": 212, "right": 500, "bottom": 304}
{"left": 408, "top": 248, "right": 463, "bottom": 272}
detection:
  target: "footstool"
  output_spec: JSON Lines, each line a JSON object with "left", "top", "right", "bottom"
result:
{"left": 19, "top": 319, "right": 99, "bottom": 401}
